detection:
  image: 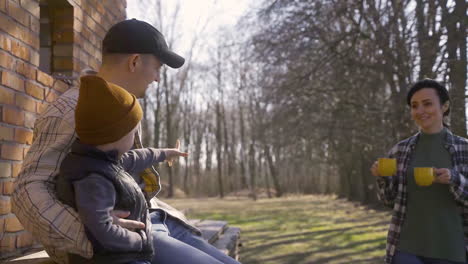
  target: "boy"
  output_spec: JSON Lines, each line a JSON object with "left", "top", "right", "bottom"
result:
{"left": 56, "top": 75, "right": 187, "bottom": 263}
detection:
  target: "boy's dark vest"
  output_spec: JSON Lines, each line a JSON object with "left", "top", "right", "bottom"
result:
{"left": 56, "top": 140, "right": 153, "bottom": 264}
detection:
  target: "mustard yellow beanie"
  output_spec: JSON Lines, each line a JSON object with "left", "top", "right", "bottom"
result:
{"left": 75, "top": 75, "right": 143, "bottom": 145}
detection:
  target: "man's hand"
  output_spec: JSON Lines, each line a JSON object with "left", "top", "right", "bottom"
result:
{"left": 163, "top": 139, "right": 189, "bottom": 167}
{"left": 111, "top": 210, "right": 145, "bottom": 229}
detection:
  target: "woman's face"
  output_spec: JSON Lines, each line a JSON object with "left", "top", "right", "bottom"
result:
{"left": 410, "top": 88, "right": 448, "bottom": 134}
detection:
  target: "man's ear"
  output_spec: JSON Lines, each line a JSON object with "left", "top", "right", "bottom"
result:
{"left": 127, "top": 54, "right": 141, "bottom": 73}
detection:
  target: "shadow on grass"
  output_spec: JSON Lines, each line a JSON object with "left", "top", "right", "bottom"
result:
{"left": 168, "top": 195, "right": 390, "bottom": 264}
{"left": 243, "top": 221, "right": 385, "bottom": 253}
{"left": 248, "top": 242, "right": 384, "bottom": 264}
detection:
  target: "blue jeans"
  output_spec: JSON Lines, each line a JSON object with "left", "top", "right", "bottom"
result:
{"left": 149, "top": 210, "right": 241, "bottom": 264}
{"left": 393, "top": 250, "right": 466, "bottom": 264}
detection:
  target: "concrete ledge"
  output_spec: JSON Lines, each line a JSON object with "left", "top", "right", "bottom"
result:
{"left": 5, "top": 219, "right": 241, "bottom": 263}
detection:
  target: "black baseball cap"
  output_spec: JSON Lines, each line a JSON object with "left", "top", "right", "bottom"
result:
{"left": 103, "top": 19, "right": 185, "bottom": 68}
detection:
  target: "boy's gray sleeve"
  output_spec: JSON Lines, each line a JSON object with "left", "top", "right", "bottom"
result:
{"left": 73, "top": 173, "right": 143, "bottom": 252}
{"left": 120, "top": 148, "right": 166, "bottom": 175}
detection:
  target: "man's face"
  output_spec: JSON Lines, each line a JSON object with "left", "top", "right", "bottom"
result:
{"left": 132, "top": 55, "right": 163, "bottom": 97}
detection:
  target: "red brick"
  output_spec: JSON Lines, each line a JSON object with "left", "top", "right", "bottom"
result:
{"left": 0, "top": 88, "right": 15, "bottom": 104}
{"left": 79, "top": 50, "right": 89, "bottom": 64}
{"left": 2, "top": 106, "right": 24, "bottom": 126}
{"left": 0, "top": 162, "right": 12, "bottom": 178}
{"left": 4, "top": 18, "right": 26, "bottom": 42}
{"left": 73, "top": 33, "right": 83, "bottom": 47}
{"left": 85, "top": 16, "right": 97, "bottom": 33}
{"left": 24, "top": 111, "right": 35, "bottom": 129}
{"left": 53, "top": 80, "right": 68, "bottom": 93}
{"left": 10, "top": 40, "right": 29, "bottom": 61}
{"left": 89, "top": 57, "right": 99, "bottom": 71}
{"left": 96, "top": 2, "right": 105, "bottom": 16}
{"left": 5, "top": 215, "right": 23, "bottom": 232}
{"left": 23, "top": 146, "right": 29, "bottom": 158}
{"left": 101, "top": 15, "right": 112, "bottom": 33}
{"left": 1, "top": 144, "right": 23, "bottom": 161}
{"left": 15, "top": 128, "right": 32, "bottom": 144}
{"left": 45, "top": 89, "right": 58, "bottom": 102}
{"left": 90, "top": 9, "right": 101, "bottom": 25}
{"left": 0, "top": 233, "right": 15, "bottom": 252}
{"left": 20, "top": 0, "right": 39, "bottom": 18}
{"left": 16, "top": 231, "right": 33, "bottom": 248}
{"left": 0, "top": 51, "right": 14, "bottom": 69}
{"left": 0, "top": 218, "right": 4, "bottom": 234}
{"left": 11, "top": 162, "right": 21, "bottom": 178}
{"left": 36, "top": 70, "right": 53, "bottom": 87}
{"left": 0, "top": 13, "right": 15, "bottom": 36}
{"left": 74, "top": 19, "right": 83, "bottom": 32}
{"left": 30, "top": 50, "right": 39, "bottom": 67}
{"left": 2, "top": 180, "right": 14, "bottom": 194}
{"left": 0, "top": 196, "right": 11, "bottom": 214}
{"left": 36, "top": 101, "right": 47, "bottom": 114}
{"left": 25, "top": 81, "right": 44, "bottom": 100}
{"left": 30, "top": 15, "right": 39, "bottom": 34}
{"left": 31, "top": 31, "right": 39, "bottom": 49}
{"left": 0, "top": 126, "right": 14, "bottom": 141}
{"left": 74, "top": 60, "right": 84, "bottom": 73}
{"left": 16, "top": 93, "right": 36, "bottom": 112}
{"left": 0, "top": 35, "right": 11, "bottom": 52}
{"left": 7, "top": 0, "right": 29, "bottom": 26}
{"left": 74, "top": 7, "right": 83, "bottom": 22}
{"left": 16, "top": 61, "right": 36, "bottom": 79}
{"left": 0, "top": 0, "right": 6, "bottom": 12}
{"left": 1, "top": 71, "right": 24, "bottom": 92}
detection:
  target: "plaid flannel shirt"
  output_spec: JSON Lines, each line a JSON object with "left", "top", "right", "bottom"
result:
{"left": 12, "top": 87, "right": 199, "bottom": 264}
{"left": 376, "top": 129, "right": 468, "bottom": 264}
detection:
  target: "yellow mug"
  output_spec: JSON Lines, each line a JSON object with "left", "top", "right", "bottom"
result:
{"left": 414, "top": 167, "right": 435, "bottom": 186}
{"left": 377, "top": 158, "right": 397, "bottom": 176}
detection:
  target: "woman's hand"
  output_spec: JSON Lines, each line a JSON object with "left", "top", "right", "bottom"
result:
{"left": 370, "top": 160, "right": 381, "bottom": 177}
{"left": 434, "top": 168, "right": 451, "bottom": 184}
{"left": 163, "top": 139, "right": 189, "bottom": 167}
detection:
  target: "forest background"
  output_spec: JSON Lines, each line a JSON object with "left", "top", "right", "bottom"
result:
{"left": 130, "top": 0, "right": 467, "bottom": 204}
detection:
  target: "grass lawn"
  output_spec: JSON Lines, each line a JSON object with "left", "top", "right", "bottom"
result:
{"left": 167, "top": 195, "right": 391, "bottom": 264}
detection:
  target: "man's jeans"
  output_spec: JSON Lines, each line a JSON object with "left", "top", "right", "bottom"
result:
{"left": 393, "top": 250, "right": 466, "bottom": 264}
{"left": 147, "top": 210, "right": 241, "bottom": 264}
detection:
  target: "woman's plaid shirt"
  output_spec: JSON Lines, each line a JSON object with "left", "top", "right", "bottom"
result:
{"left": 376, "top": 129, "right": 468, "bottom": 264}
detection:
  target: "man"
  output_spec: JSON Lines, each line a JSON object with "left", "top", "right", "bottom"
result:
{"left": 12, "top": 19, "right": 240, "bottom": 264}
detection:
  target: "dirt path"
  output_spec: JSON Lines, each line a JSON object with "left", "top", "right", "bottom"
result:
{"left": 167, "top": 195, "right": 391, "bottom": 264}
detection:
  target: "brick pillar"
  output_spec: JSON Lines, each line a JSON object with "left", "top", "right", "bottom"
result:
{"left": 0, "top": 0, "right": 127, "bottom": 260}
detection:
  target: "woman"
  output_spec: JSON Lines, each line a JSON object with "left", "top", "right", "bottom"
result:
{"left": 371, "top": 79, "right": 468, "bottom": 264}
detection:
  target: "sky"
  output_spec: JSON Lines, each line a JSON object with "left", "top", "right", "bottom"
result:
{"left": 126, "top": 0, "right": 253, "bottom": 56}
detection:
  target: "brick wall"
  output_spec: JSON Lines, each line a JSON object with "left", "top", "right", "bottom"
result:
{"left": 0, "top": 0, "right": 126, "bottom": 258}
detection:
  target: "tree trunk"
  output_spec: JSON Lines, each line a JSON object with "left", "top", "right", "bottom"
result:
{"left": 443, "top": 0, "right": 467, "bottom": 136}
{"left": 249, "top": 143, "right": 257, "bottom": 200}
{"left": 264, "top": 144, "right": 282, "bottom": 197}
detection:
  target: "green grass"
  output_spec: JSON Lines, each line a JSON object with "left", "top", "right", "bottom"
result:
{"left": 167, "top": 195, "right": 391, "bottom": 264}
